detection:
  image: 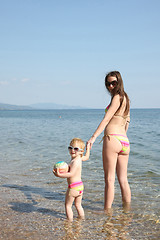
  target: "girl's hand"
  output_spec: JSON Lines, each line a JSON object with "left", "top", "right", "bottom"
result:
{"left": 86, "top": 142, "right": 90, "bottom": 150}
{"left": 53, "top": 168, "right": 60, "bottom": 177}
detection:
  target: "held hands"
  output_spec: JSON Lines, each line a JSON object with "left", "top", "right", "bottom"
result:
{"left": 82, "top": 142, "right": 91, "bottom": 161}
{"left": 86, "top": 142, "right": 90, "bottom": 150}
{"left": 87, "top": 135, "right": 96, "bottom": 149}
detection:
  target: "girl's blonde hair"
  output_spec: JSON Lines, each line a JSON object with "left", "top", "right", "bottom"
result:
{"left": 70, "top": 138, "right": 85, "bottom": 151}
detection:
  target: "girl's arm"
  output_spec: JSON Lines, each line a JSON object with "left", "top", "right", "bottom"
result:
{"left": 53, "top": 158, "right": 79, "bottom": 178}
{"left": 82, "top": 143, "right": 90, "bottom": 161}
{"left": 87, "top": 95, "right": 121, "bottom": 148}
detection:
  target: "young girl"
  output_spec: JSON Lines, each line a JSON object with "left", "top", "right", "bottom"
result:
{"left": 87, "top": 71, "right": 131, "bottom": 211}
{"left": 53, "top": 138, "right": 90, "bottom": 221}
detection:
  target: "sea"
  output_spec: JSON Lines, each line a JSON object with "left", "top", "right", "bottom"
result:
{"left": 0, "top": 109, "right": 159, "bottom": 240}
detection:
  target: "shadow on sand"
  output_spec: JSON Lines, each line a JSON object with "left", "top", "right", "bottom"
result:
{"left": 2, "top": 184, "right": 65, "bottom": 218}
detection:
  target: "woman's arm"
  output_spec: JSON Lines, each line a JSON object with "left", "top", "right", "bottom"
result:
{"left": 87, "top": 95, "right": 121, "bottom": 148}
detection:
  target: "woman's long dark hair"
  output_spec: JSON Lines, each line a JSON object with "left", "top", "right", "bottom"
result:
{"left": 105, "top": 71, "right": 130, "bottom": 115}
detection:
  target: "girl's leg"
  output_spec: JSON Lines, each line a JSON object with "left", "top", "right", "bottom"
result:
{"left": 103, "top": 136, "right": 121, "bottom": 210}
{"left": 65, "top": 189, "right": 75, "bottom": 221}
{"left": 116, "top": 150, "right": 131, "bottom": 204}
{"left": 74, "top": 194, "right": 85, "bottom": 219}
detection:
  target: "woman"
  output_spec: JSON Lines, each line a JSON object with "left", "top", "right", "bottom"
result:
{"left": 87, "top": 71, "right": 131, "bottom": 210}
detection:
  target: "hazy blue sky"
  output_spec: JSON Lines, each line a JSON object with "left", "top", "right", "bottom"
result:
{"left": 1, "top": 0, "right": 160, "bottom": 108}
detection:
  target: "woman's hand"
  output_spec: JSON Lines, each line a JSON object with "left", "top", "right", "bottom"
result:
{"left": 87, "top": 136, "right": 96, "bottom": 149}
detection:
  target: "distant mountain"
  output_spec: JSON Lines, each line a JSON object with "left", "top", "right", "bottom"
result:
{"left": 0, "top": 103, "right": 32, "bottom": 110}
{"left": 0, "top": 102, "right": 85, "bottom": 110}
{"left": 30, "top": 102, "right": 84, "bottom": 109}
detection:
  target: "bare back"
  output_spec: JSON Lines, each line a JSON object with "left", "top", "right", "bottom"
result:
{"left": 105, "top": 96, "right": 130, "bottom": 135}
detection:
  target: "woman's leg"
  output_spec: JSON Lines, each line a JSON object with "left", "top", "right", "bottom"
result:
{"left": 103, "top": 136, "right": 122, "bottom": 210}
{"left": 116, "top": 150, "right": 131, "bottom": 204}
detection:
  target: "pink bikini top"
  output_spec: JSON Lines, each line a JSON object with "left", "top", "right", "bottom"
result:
{"left": 105, "top": 104, "right": 110, "bottom": 113}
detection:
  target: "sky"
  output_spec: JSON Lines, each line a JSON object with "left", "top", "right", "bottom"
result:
{"left": 0, "top": 0, "right": 160, "bottom": 109}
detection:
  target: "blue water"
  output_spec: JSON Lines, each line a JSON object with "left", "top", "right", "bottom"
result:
{"left": 0, "top": 109, "right": 159, "bottom": 239}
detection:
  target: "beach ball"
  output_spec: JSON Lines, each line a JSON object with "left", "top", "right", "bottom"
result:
{"left": 54, "top": 161, "right": 68, "bottom": 173}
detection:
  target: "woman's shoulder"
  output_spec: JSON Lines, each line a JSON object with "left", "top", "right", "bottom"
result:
{"left": 111, "top": 94, "right": 121, "bottom": 107}
{"left": 112, "top": 94, "right": 121, "bottom": 101}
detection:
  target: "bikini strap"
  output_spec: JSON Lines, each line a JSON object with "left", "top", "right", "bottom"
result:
{"left": 99, "top": 134, "right": 110, "bottom": 144}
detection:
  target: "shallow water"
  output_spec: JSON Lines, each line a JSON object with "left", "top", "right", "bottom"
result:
{"left": 0, "top": 109, "right": 160, "bottom": 239}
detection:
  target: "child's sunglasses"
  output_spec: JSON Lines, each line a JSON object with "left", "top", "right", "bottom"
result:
{"left": 106, "top": 80, "right": 117, "bottom": 87}
{"left": 68, "top": 146, "right": 83, "bottom": 152}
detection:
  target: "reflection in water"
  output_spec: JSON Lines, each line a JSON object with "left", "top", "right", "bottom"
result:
{"left": 62, "top": 219, "right": 83, "bottom": 240}
{"left": 96, "top": 207, "right": 133, "bottom": 240}
{"left": 59, "top": 208, "right": 133, "bottom": 240}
